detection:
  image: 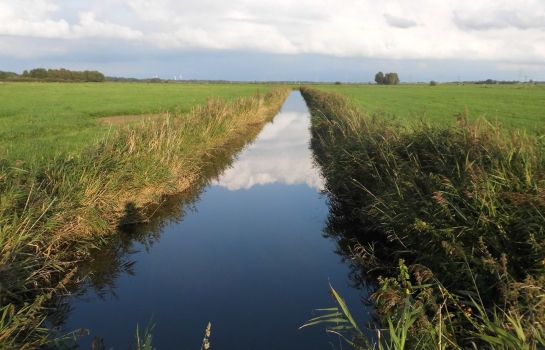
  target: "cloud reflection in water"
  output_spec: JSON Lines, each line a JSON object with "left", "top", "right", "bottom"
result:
{"left": 213, "top": 110, "right": 324, "bottom": 191}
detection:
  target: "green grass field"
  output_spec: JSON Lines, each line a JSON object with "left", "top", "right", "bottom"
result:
{"left": 317, "top": 84, "right": 545, "bottom": 132}
{"left": 0, "top": 82, "right": 274, "bottom": 163}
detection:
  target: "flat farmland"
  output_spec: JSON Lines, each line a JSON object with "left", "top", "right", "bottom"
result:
{"left": 0, "top": 82, "right": 275, "bottom": 163}
{"left": 317, "top": 84, "right": 545, "bottom": 132}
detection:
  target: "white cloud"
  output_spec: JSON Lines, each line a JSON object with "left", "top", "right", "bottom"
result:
{"left": 73, "top": 12, "right": 143, "bottom": 40}
{"left": 0, "top": 1, "right": 142, "bottom": 40}
{"left": 384, "top": 14, "right": 417, "bottom": 29}
{"left": 453, "top": 2, "right": 545, "bottom": 31}
{"left": 0, "top": 0, "right": 544, "bottom": 63}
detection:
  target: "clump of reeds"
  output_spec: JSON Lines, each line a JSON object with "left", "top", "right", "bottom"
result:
{"left": 304, "top": 264, "right": 545, "bottom": 349}
{"left": 0, "top": 88, "right": 289, "bottom": 347}
{"left": 301, "top": 86, "right": 545, "bottom": 348}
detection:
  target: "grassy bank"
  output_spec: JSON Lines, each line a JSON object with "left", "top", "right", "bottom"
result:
{"left": 0, "top": 88, "right": 289, "bottom": 348}
{"left": 316, "top": 84, "right": 545, "bottom": 132}
{"left": 301, "top": 87, "right": 545, "bottom": 349}
{"left": 0, "top": 82, "right": 275, "bottom": 163}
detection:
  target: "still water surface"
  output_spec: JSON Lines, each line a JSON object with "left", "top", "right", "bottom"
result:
{"left": 58, "top": 92, "right": 368, "bottom": 349}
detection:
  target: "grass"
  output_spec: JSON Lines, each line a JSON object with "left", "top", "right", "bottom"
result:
{"left": 301, "top": 86, "right": 545, "bottom": 349}
{"left": 0, "top": 87, "right": 289, "bottom": 348}
{"left": 0, "top": 82, "right": 276, "bottom": 163}
{"left": 316, "top": 84, "right": 545, "bottom": 132}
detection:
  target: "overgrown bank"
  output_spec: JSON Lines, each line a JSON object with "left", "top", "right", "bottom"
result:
{"left": 0, "top": 88, "right": 289, "bottom": 348}
{"left": 301, "top": 87, "right": 545, "bottom": 349}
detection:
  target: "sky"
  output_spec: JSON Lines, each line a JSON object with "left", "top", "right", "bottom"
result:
{"left": 1, "top": 0, "right": 544, "bottom": 82}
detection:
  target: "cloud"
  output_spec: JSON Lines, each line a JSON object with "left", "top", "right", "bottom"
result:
{"left": 73, "top": 12, "right": 143, "bottom": 40}
{"left": 384, "top": 14, "right": 417, "bottom": 29}
{"left": 0, "top": 0, "right": 544, "bottom": 65}
{"left": 149, "top": 23, "right": 298, "bottom": 53}
{"left": 454, "top": 11, "right": 545, "bottom": 31}
{"left": 0, "top": 1, "right": 142, "bottom": 40}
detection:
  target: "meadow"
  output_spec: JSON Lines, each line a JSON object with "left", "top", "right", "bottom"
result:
{"left": 317, "top": 84, "right": 545, "bottom": 132}
{"left": 0, "top": 82, "right": 275, "bottom": 163}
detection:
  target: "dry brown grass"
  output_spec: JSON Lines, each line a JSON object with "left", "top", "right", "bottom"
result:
{"left": 97, "top": 114, "right": 168, "bottom": 126}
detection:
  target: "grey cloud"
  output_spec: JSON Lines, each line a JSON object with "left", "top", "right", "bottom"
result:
{"left": 454, "top": 11, "right": 545, "bottom": 31}
{"left": 384, "top": 14, "right": 417, "bottom": 29}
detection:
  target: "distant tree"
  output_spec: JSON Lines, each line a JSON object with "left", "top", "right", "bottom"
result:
{"left": 375, "top": 71, "right": 400, "bottom": 85}
{"left": 85, "top": 70, "right": 105, "bottom": 82}
{"left": 384, "top": 72, "right": 400, "bottom": 85}
{"left": 334, "top": 81, "right": 342, "bottom": 85}
{"left": 430, "top": 80, "right": 438, "bottom": 86}
{"left": 15, "top": 68, "right": 105, "bottom": 82}
{"left": 0, "top": 71, "right": 18, "bottom": 80}
{"left": 374, "top": 71, "right": 385, "bottom": 85}
{"left": 29, "top": 68, "right": 48, "bottom": 79}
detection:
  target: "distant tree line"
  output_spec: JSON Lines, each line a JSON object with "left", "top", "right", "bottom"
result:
{"left": 0, "top": 71, "right": 18, "bottom": 80}
{"left": 474, "top": 79, "right": 533, "bottom": 85}
{"left": 374, "top": 71, "right": 400, "bottom": 85}
{"left": 0, "top": 68, "right": 105, "bottom": 82}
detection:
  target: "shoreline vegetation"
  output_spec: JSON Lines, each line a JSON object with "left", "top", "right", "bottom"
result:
{"left": 0, "top": 88, "right": 290, "bottom": 348}
{"left": 301, "top": 87, "right": 545, "bottom": 349}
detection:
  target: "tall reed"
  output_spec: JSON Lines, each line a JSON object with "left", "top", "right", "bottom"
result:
{"left": 301, "top": 86, "right": 545, "bottom": 348}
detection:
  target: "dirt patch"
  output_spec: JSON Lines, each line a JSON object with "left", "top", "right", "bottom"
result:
{"left": 98, "top": 113, "right": 167, "bottom": 126}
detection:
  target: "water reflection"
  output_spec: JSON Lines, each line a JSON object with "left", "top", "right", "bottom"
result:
{"left": 53, "top": 92, "right": 367, "bottom": 350}
{"left": 214, "top": 111, "right": 324, "bottom": 191}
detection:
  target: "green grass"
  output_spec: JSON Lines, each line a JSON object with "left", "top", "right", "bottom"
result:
{"left": 316, "top": 84, "right": 545, "bottom": 132}
{"left": 0, "top": 82, "right": 275, "bottom": 163}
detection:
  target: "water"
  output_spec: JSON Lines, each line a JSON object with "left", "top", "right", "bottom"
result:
{"left": 55, "top": 92, "right": 369, "bottom": 349}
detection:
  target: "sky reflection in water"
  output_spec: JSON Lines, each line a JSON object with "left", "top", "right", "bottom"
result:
{"left": 213, "top": 109, "right": 324, "bottom": 191}
{"left": 58, "top": 92, "right": 367, "bottom": 350}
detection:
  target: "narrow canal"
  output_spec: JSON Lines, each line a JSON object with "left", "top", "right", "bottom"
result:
{"left": 56, "top": 91, "right": 368, "bottom": 349}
